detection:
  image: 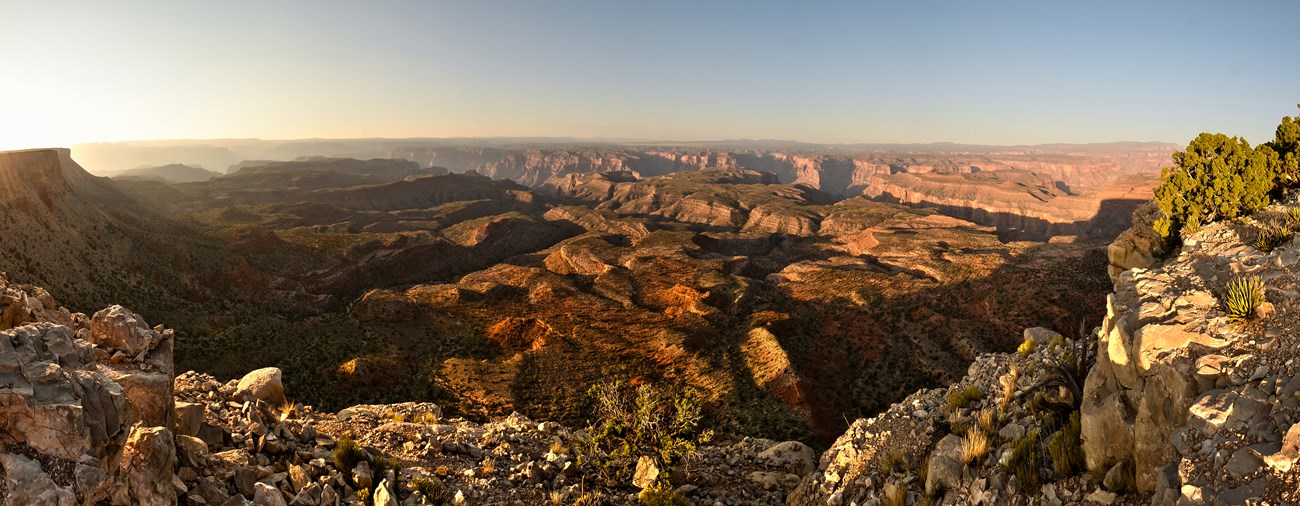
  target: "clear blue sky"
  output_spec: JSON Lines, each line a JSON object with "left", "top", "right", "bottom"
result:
{"left": 1, "top": 0, "right": 1298, "bottom": 149}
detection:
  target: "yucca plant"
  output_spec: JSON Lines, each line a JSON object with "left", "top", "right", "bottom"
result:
{"left": 1222, "top": 275, "right": 1265, "bottom": 321}
{"left": 1253, "top": 223, "right": 1292, "bottom": 252}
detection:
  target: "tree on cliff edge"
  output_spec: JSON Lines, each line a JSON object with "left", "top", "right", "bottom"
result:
{"left": 1153, "top": 133, "right": 1277, "bottom": 239}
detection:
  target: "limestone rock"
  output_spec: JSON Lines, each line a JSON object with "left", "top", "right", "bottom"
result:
{"left": 758, "top": 440, "right": 816, "bottom": 475}
{"left": 235, "top": 368, "right": 286, "bottom": 406}
{"left": 925, "top": 434, "right": 963, "bottom": 496}
{"left": 632, "top": 455, "right": 662, "bottom": 490}
{"left": 117, "top": 425, "right": 178, "bottom": 506}
{"left": 0, "top": 453, "right": 77, "bottom": 505}
{"left": 89, "top": 305, "right": 159, "bottom": 357}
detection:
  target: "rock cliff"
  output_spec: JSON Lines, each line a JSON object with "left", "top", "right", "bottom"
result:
{"left": 790, "top": 198, "right": 1300, "bottom": 506}
{"left": 1082, "top": 201, "right": 1300, "bottom": 504}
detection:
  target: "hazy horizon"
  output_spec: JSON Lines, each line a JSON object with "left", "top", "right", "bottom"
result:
{"left": 3, "top": 0, "right": 1299, "bottom": 151}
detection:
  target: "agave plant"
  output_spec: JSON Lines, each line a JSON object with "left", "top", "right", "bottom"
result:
{"left": 1222, "top": 275, "right": 1265, "bottom": 321}
{"left": 1022, "top": 320, "right": 1095, "bottom": 415}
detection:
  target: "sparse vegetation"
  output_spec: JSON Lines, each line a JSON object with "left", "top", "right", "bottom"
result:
{"left": 961, "top": 428, "right": 991, "bottom": 465}
{"left": 878, "top": 450, "right": 908, "bottom": 477}
{"left": 579, "top": 381, "right": 713, "bottom": 488}
{"left": 1025, "top": 321, "right": 1094, "bottom": 416}
{"left": 333, "top": 436, "right": 367, "bottom": 471}
{"left": 883, "top": 481, "right": 907, "bottom": 506}
{"left": 411, "top": 475, "right": 444, "bottom": 502}
{"left": 1005, "top": 430, "right": 1042, "bottom": 493}
{"left": 998, "top": 366, "right": 1020, "bottom": 415}
{"left": 1108, "top": 459, "right": 1138, "bottom": 493}
{"left": 276, "top": 400, "right": 299, "bottom": 421}
{"left": 977, "top": 408, "right": 997, "bottom": 434}
{"left": 1254, "top": 222, "right": 1292, "bottom": 252}
{"left": 946, "top": 385, "right": 985, "bottom": 411}
{"left": 638, "top": 488, "right": 690, "bottom": 506}
{"left": 1047, "top": 412, "right": 1085, "bottom": 477}
{"left": 1222, "top": 275, "right": 1266, "bottom": 321}
{"left": 1152, "top": 133, "right": 1278, "bottom": 241}
{"left": 1017, "top": 338, "right": 1036, "bottom": 357}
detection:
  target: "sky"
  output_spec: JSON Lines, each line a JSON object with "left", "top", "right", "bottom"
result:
{"left": 1, "top": 0, "right": 1299, "bottom": 150}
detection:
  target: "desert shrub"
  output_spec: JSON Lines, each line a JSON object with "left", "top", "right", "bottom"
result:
{"left": 977, "top": 408, "right": 998, "bottom": 435}
{"left": 580, "top": 381, "right": 713, "bottom": 488}
{"left": 998, "top": 366, "right": 1020, "bottom": 415}
{"left": 1254, "top": 223, "right": 1292, "bottom": 252}
{"left": 961, "top": 428, "right": 990, "bottom": 465}
{"left": 573, "top": 493, "right": 602, "bottom": 506}
{"left": 883, "top": 481, "right": 907, "bottom": 506}
{"left": 1265, "top": 105, "right": 1300, "bottom": 187}
{"left": 357, "top": 487, "right": 371, "bottom": 504}
{"left": 918, "top": 452, "right": 932, "bottom": 487}
{"left": 1025, "top": 321, "right": 1094, "bottom": 417}
{"left": 1004, "top": 431, "right": 1042, "bottom": 493}
{"left": 1152, "top": 133, "right": 1278, "bottom": 241}
{"left": 333, "top": 436, "right": 368, "bottom": 471}
{"left": 1017, "top": 338, "right": 1036, "bottom": 357}
{"left": 946, "top": 385, "right": 985, "bottom": 411}
{"left": 638, "top": 488, "right": 689, "bottom": 506}
{"left": 1048, "top": 333, "right": 1068, "bottom": 348}
{"left": 1108, "top": 459, "right": 1138, "bottom": 493}
{"left": 1222, "top": 275, "right": 1266, "bottom": 321}
{"left": 1288, "top": 207, "right": 1300, "bottom": 225}
{"left": 1048, "top": 412, "right": 1085, "bottom": 477}
{"left": 878, "top": 450, "right": 908, "bottom": 477}
{"left": 411, "top": 476, "right": 444, "bottom": 502}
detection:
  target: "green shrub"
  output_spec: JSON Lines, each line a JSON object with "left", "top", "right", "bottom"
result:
{"left": 333, "top": 436, "right": 367, "bottom": 471}
{"left": 411, "top": 476, "right": 444, "bottom": 502}
{"left": 1108, "top": 459, "right": 1138, "bottom": 493}
{"left": 1048, "top": 412, "right": 1085, "bottom": 477}
{"left": 1222, "top": 276, "right": 1265, "bottom": 321}
{"left": 580, "top": 381, "right": 713, "bottom": 489}
{"left": 638, "top": 488, "right": 689, "bottom": 506}
{"left": 1254, "top": 223, "right": 1292, "bottom": 252}
{"left": 1152, "top": 133, "right": 1278, "bottom": 241}
{"left": 1004, "top": 431, "right": 1042, "bottom": 493}
{"left": 878, "top": 450, "right": 907, "bottom": 477}
{"left": 1264, "top": 105, "right": 1300, "bottom": 187}
{"left": 945, "top": 385, "right": 985, "bottom": 411}
{"left": 1288, "top": 207, "right": 1300, "bottom": 225}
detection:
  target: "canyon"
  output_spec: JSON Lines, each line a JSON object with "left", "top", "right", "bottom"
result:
{"left": 0, "top": 141, "right": 1184, "bottom": 504}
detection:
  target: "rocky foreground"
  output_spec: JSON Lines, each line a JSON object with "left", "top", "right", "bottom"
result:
{"left": 0, "top": 272, "right": 825, "bottom": 505}
{"left": 791, "top": 200, "right": 1300, "bottom": 506}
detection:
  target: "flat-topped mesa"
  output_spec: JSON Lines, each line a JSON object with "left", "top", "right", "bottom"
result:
{"left": 0, "top": 148, "right": 101, "bottom": 210}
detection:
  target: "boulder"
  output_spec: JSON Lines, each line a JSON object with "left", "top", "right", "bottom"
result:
{"left": 252, "top": 482, "right": 288, "bottom": 506}
{"left": 925, "top": 434, "right": 963, "bottom": 495}
{"left": 88, "top": 305, "right": 159, "bottom": 356}
{"left": 632, "top": 455, "right": 662, "bottom": 490}
{"left": 758, "top": 441, "right": 817, "bottom": 475}
{"left": 235, "top": 368, "right": 286, "bottom": 406}
{"left": 116, "top": 425, "right": 178, "bottom": 506}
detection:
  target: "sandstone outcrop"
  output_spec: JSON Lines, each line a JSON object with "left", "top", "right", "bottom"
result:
{"left": 1082, "top": 201, "right": 1300, "bottom": 504}
{"left": 0, "top": 273, "right": 176, "bottom": 505}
